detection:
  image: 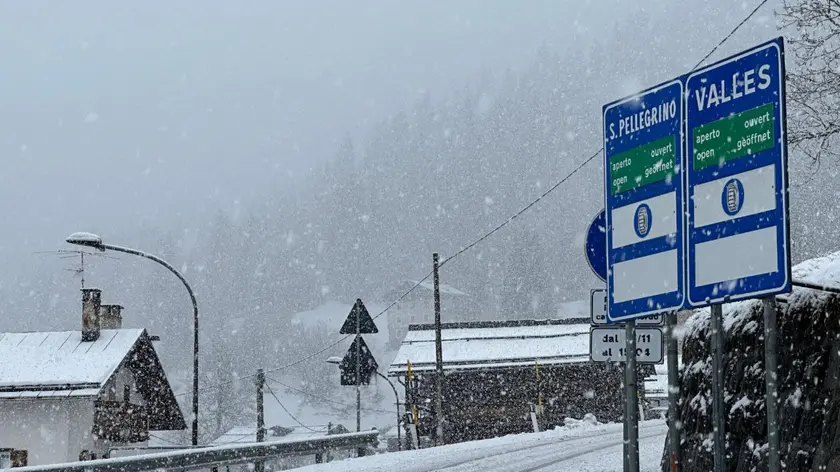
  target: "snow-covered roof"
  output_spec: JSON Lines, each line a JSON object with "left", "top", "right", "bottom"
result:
{"left": 407, "top": 280, "right": 468, "bottom": 296}
{"left": 388, "top": 319, "right": 590, "bottom": 374}
{"left": 210, "top": 425, "right": 334, "bottom": 446}
{"left": 0, "top": 329, "right": 144, "bottom": 398}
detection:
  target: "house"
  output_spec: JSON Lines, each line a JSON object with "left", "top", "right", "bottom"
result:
{"left": 387, "top": 318, "right": 627, "bottom": 444}
{"left": 382, "top": 280, "right": 471, "bottom": 350}
{"left": 0, "top": 288, "right": 186, "bottom": 466}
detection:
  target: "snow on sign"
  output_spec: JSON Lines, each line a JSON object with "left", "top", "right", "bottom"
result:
{"left": 589, "top": 326, "right": 664, "bottom": 364}
{"left": 603, "top": 79, "right": 685, "bottom": 322}
{"left": 686, "top": 37, "right": 791, "bottom": 307}
{"left": 589, "top": 289, "right": 663, "bottom": 326}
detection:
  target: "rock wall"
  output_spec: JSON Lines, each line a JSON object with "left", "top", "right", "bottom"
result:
{"left": 662, "top": 252, "right": 840, "bottom": 472}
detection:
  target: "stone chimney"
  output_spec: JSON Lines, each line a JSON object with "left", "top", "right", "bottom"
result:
{"left": 81, "top": 288, "right": 102, "bottom": 342}
{"left": 100, "top": 304, "right": 123, "bottom": 330}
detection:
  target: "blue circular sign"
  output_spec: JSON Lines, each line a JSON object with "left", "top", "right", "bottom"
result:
{"left": 721, "top": 178, "right": 744, "bottom": 216}
{"left": 584, "top": 210, "right": 607, "bottom": 282}
{"left": 634, "top": 203, "right": 652, "bottom": 238}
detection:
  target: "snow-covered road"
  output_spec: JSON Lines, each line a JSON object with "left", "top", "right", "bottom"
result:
{"left": 296, "top": 420, "right": 668, "bottom": 472}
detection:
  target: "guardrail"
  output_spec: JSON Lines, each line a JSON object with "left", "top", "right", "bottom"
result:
{"left": 9, "top": 431, "right": 379, "bottom": 472}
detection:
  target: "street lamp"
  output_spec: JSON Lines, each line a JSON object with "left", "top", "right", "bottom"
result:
{"left": 66, "top": 232, "right": 200, "bottom": 446}
{"left": 326, "top": 357, "right": 401, "bottom": 451}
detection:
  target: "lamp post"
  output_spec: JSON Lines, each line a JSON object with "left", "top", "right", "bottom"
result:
{"left": 66, "top": 232, "right": 200, "bottom": 446}
{"left": 326, "top": 357, "right": 401, "bottom": 451}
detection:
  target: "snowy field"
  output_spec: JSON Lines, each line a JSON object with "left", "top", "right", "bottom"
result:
{"left": 297, "top": 419, "right": 667, "bottom": 472}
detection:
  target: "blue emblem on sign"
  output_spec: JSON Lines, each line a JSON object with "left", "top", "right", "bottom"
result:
{"left": 721, "top": 178, "right": 744, "bottom": 216}
{"left": 634, "top": 204, "right": 652, "bottom": 238}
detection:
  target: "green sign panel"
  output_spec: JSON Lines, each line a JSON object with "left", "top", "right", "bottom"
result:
{"left": 692, "top": 102, "right": 775, "bottom": 171}
{"left": 609, "top": 136, "right": 677, "bottom": 195}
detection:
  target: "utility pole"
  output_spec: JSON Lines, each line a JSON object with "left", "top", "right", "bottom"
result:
{"left": 666, "top": 312, "right": 682, "bottom": 472}
{"left": 255, "top": 369, "right": 265, "bottom": 472}
{"left": 433, "top": 252, "right": 444, "bottom": 446}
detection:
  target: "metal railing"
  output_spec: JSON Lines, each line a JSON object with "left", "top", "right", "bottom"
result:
{"left": 9, "top": 431, "right": 379, "bottom": 472}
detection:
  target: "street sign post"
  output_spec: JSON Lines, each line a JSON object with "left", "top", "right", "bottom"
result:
{"left": 684, "top": 37, "right": 790, "bottom": 472}
{"left": 685, "top": 37, "right": 791, "bottom": 308}
{"left": 599, "top": 37, "right": 790, "bottom": 472}
{"left": 584, "top": 210, "right": 607, "bottom": 282}
{"left": 338, "top": 298, "right": 379, "bottom": 454}
{"left": 589, "top": 326, "right": 664, "bottom": 363}
{"left": 340, "top": 299, "right": 379, "bottom": 334}
{"left": 339, "top": 336, "right": 378, "bottom": 386}
{"left": 603, "top": 80, "right": 686, "bottom": 323}
{"left": 590, "top": 289, "right": 663, "bottom": 326}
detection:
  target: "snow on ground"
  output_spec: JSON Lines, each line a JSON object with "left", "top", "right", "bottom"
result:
{"left": 296, "top": 419, "right": 667, "bottom": 472}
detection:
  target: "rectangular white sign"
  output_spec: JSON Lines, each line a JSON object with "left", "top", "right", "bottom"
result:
{"left": 590, "top": 289, "right": 664, "bottom": 326}
{"left": 589, "top": 326, "right": 664, "bottom": 363}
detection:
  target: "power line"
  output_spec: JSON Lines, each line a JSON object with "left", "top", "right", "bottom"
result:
{"left": 262, "top": 273, "right": 434, "bottom": 375}
{"left": 443, "top": 0, "right": 770, "bottom": 270}
{"left": 264, "top": 382, "right": 320, "bottom": 433}
{"left": 266, "top": 376, "right": 394, "bottom": 415}
{"left": 692, "top": 0, "right": 770, "bottom": 71}
{"left": 439, "top": 149, "right": 601, "bottom": 268}
{"left": 173, "top": 275, "right": 433, "bottom": 396}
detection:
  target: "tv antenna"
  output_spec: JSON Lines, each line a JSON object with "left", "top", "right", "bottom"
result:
{"left": 33, "top": 249, "right": 119, "bottom": 289}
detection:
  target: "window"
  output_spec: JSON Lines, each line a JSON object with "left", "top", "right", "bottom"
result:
{"left": 11, "top": 450, "right": 27, "bottom": 467}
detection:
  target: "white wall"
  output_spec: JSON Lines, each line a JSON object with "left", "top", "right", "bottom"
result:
{"left": 0, "top": 366, "right": 148, "bottom": 465}
{"left": 0, "top": 397, "right": 95, "bottom": 466}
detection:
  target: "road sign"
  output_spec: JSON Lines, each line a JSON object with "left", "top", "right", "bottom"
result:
{"left": 685, "top": 37, "right": 791, "bottom": 308}
{"left": 339, "top": 299, "right": 379, "bottom": 334}
{"left": 603, "top": 79, "right": 686, "bottom": 322}
{"left": 590, "top": 289, "right": 664, "bottom": 326}
{"left": 589, "top": 326, "right": 664, "bottom": 363}
{"left": 339, "top": 336, "right": 378, "bottom": 386}
{"left": 584, "top": 210, "right": 607, "bottom": 281}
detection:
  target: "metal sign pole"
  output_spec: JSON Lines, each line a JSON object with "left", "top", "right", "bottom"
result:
{"left": 710, "top": 304, "right": 726, "bottom": 472}
{"left": 763, "top": 297, "right": 781, "bottom": 472}
{"left": 623, "top": 375, "right": 628, "bottom": 472}
{"left": 625, "top": 320, "right": 639, "bottom": 472}
{"left": 666, "top": 312, "right": 681, "bottom": 472}
{"left": 355, "top": 309, "right": 363, "bottom": 457}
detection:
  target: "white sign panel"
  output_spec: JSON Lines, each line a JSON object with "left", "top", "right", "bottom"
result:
{"left": 590, "top": 289, "right": 665, "bottom": 326}
{"left": 589, "top": 326, "right": 664, "bottom": 363}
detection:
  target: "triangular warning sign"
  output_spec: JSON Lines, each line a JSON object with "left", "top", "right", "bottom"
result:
{"left": 339, "top": 336, "right": 379, "bottom": 386}
{"left": 339, "top": 299, "right": 378, "bottom": 334}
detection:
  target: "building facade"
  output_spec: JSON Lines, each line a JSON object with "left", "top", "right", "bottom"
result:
{"left": 0, "top": 288, "right": 185, "bottom": 465}
{"left": 388, "top": 319, "right": 627, "bottom": 444}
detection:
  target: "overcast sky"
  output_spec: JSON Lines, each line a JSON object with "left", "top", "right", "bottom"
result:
{"left": 0, "top": 0, "right": 783, "bottom": 287}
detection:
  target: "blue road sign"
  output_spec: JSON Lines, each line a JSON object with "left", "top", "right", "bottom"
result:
{"left": 603, "top": 80, "right": 686, "bottom": 322}
{"left": 584, "top": 210, "right": 607, "bottom": 282}
{"left": 685, "top": 37, "right": 791, "bottom": 307}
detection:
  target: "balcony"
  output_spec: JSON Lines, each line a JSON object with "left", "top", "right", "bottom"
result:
{"left": 93, "top": 400, "right": 150, "bottom": 443}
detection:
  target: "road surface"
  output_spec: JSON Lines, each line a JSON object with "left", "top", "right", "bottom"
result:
{"left": 296, "top": 420, "right": 668, "bottom": 472}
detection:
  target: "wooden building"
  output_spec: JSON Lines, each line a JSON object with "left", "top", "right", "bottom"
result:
{"left": 387, "top": 318, "right": 626, "bottom": 445}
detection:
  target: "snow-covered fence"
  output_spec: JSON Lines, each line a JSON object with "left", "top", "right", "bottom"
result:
{"left": 7, "top": 431, "right": 379, "bottom": 472}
